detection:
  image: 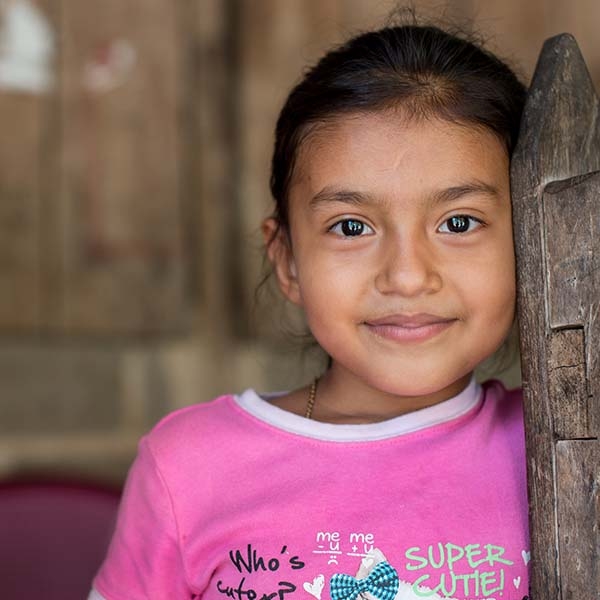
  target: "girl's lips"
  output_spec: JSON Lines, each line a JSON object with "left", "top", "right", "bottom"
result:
{"left": 364, "top": 314, "right": 456, "bottom": 342}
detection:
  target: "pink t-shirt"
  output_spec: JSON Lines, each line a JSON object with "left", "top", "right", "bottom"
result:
{"left": 93, "top": 378, "right": 530, "bottom": 600}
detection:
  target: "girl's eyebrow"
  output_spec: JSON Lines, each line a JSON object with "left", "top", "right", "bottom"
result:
{"left": 309, "top": 181, "right": 500, "bottom": 209}
{"left": 431, "top": 181, "right": 500, "bottom": 204}
{"left": 309, "top": 188, "right": 369, "bottom": 208}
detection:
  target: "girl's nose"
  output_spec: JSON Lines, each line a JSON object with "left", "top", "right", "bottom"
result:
{"left": 374, "top": 233, "right": 442, "bottom": 297}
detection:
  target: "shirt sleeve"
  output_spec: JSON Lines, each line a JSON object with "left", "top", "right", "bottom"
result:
{"left": 92, "top": 436, "right": 192, "bottom": 599}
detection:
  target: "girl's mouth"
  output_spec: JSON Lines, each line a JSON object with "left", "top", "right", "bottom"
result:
{"left": 364, "top": 314, "right": 456, "bottom": 342}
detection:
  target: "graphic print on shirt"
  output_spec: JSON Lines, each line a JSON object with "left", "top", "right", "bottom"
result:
{"left": 324, "top": 547, "right": 530, "bottom": 600}
{"left": 214, "top": 533, "right": 530, "bottom": 600}
{"left": 330, "top": 554, "right": 399, "bottom": 600}
{"left": 308, "top": 529, "right": 531, "bottom": 600}
{"left": 217, "top": 543, "right": 307, "bottom": 600}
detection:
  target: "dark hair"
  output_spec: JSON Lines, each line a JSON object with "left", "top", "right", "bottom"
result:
{"left": 269, "top": 21, "right": 526, "bottom": 238}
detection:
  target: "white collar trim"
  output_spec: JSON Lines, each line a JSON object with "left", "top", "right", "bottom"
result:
{"left": 234, "top": 377, "right": 482, "bottom": 442}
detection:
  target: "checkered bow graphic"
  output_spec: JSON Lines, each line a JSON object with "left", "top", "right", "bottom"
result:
{"left": 330, "top": 561, "right": 399, "bottom": 600}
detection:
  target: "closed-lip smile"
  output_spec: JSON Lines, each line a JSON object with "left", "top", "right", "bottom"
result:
{"left": 364, "top": 313, "right": 456, "bottom": 341}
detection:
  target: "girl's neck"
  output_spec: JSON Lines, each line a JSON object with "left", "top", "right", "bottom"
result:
{"left": 309, "top": 366, "right": 473, "bottom": 424}
{"left": 270, "top": 366, "right": 474, "bottom": 425}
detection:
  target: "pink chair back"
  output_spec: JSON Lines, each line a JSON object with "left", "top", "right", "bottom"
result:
{"left": 0, "top": 479, "right": 120, "bottom": 600}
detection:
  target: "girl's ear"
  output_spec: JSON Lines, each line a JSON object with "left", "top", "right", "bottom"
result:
{"left": 262, "top": 217, "right": 302, "bottom": 306}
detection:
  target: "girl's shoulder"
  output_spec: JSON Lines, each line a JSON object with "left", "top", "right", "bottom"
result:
{"left": 140, "top": 391, "right": 254, "bottom": 457}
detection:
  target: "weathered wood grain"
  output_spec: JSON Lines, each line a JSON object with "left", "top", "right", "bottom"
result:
{"left": 556, "top": 440, "right": 600, "bottom": 597}
{"left": 512, "top": 34, "right": 600, "bottom": 599}
{"left": 544, "top": 175, "right": 597, "bottom": 330}
{"left": 544, "top": 173, "right": 600, "bottom": 441}
{"left": 548, "top": 328, "right": 589, "bottom": 440}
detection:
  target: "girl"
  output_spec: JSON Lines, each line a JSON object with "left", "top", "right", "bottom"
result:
{"left": 91, "top": 17, "right": 530, "bottom": 600}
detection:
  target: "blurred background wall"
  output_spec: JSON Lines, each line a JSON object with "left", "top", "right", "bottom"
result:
{"left": 1, "top": 0, "right": 599, "bottom": 485}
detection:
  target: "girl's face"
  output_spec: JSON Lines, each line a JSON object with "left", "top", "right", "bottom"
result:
{"left": 267, "top": 111, "right": 515, "bottom": 407}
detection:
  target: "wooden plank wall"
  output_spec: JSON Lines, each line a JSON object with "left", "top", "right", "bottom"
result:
{"left": 0, "top": 0, "right": 185, "bottom": 335}
{"left": 58, "top": 0, "right": 185, "bottom": 334}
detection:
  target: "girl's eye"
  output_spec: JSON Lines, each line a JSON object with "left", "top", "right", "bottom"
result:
{"left": 438, "top": 215, "right": 482, "bottom": 234}
{"left": 330, "top": 219, "right": 374, "bottom": 237}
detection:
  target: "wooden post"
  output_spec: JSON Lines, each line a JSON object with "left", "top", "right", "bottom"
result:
{"left": 511, "top": 34, "right": 600, "bottom": 599}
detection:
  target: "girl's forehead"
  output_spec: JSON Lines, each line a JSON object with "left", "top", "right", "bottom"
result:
{"left": 290, "top": 112, "right": 509, "bottom": 200}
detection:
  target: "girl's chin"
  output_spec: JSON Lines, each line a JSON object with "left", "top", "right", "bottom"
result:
{"left": 365, "top": 374, "right": 474, "bottom": 401}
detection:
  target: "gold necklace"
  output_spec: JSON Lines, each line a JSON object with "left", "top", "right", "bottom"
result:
{"left": 305, "top": 378, "right": 319, "bottom": 419}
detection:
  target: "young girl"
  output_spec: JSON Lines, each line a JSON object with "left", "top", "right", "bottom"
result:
{"left": 91, "top": 19, "right": 530, "bottom": 600}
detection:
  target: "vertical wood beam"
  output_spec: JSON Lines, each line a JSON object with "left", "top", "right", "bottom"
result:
{"left": 512, "top": 34, "right": 600, "bottom": 599}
